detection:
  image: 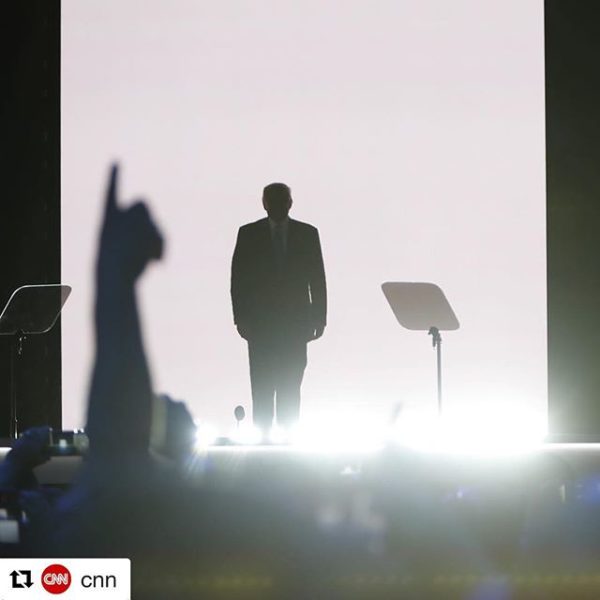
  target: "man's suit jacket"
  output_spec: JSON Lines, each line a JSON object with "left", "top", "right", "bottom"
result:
{"left": 231, "top": 217, "right": 327, "bottom": 340}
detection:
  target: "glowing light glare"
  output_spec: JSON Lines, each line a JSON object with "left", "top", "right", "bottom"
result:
{"left": 194, "top": 422, "right": 219, "bottom": 450}
{"left": 268, "top": 424, "right": 290, "bottom": 444}
{"left": 392, "top": 404, "right": 547, "bottom": 455}
{"left": 230, "top": 423, "right": 262, "bottom": 445}
{"left": 290, "top": 413, "right": 387, "bottom": 452}
{"left": 191, "top": 402, "right": 546, "bottom": 454}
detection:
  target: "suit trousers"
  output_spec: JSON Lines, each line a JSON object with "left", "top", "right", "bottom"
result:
{"left": 248, "top": 334, "right": 307, "bottom": 432}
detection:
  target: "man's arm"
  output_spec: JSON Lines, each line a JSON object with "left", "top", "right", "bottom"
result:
{"left": 308, "top": 227, "right": 327, "bottom": 339}
{"left": 231, "top": 226, "right": 251, "bottom": 339}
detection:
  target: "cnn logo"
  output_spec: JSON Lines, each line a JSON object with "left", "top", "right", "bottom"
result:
{"left": 41, "top": 564, "right": 71, "bottom": 594}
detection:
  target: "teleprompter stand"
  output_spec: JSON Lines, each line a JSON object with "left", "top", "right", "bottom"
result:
{"left": 0, "top": 284, "right": 71, "bottom": 438}
{"left": 382, "top": 282, "right": 459, "bottom": 414}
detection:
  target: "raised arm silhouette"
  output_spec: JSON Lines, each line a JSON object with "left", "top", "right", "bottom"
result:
{"left": 85, "top": 164, "right": 163, "bottom": 460}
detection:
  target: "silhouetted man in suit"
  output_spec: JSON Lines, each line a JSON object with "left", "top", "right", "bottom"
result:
{"left": 231, "top": 183, "right": 327, "bottom": 433}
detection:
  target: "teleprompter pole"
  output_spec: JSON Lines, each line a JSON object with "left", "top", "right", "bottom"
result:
{"left": 428, "top": 326, "right": 442, "bottom": 414}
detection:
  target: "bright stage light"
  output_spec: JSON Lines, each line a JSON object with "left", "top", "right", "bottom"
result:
{"left": 392, "top": 402, "right": 547, "bottom": 455}
{"left": 268, "top": 424, "right": 290, "bottom": 445}
{"left": 194, "top": 422, "right": 219, "bottom": 450}
{"left": 230, "top": 423, "right": 262, "bottom": 445}
{"left": 191, "top": 400, "right": 546, "bottom": 455}
{"left": 290, "top": 411, "right": 387, "bottom": 452}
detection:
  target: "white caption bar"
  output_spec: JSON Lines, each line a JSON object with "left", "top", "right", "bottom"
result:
{"left": 0, "top": 559, "right": 130, "bottom": 598}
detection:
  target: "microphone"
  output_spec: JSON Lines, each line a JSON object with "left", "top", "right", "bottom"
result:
{"left": 234, "top": 405, "right": 246, "bottom": 427}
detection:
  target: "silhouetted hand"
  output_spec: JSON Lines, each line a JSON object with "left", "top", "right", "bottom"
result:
{"left": 237, "top": 324, "right": 251, "bottom": 340}
{"left": 153, "top": 393, "right": 197, "bottom": 461}
{"left": 19, "top": 490, "right": 53, "bottom": 524}
{"left": 309, "top": 324, "right": 325, "bottom": 341}
{"left": 98, "top": 164, "right": 164, "bottom": 283}
{"left": 7, "top": 426, "right": 51, "bottom": 471}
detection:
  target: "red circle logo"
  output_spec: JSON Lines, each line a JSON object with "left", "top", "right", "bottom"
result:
{"left": 41, "top": 564, "right": 71, "bottom": 594}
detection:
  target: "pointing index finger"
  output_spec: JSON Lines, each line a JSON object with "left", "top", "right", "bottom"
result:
{"left": 105, "top": 163, "right": 119, "bottom": 216}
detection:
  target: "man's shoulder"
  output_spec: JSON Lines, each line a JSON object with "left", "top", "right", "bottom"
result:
{"left": 239, "top": 218, "right": 268, "bottom": 233}
{"left": 289, "top": 219, "right": 319, "bottom": 235}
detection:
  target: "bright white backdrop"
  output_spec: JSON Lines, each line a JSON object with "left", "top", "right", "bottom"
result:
{"left": 61, "top": 0, "right": 546, "bottom": 436}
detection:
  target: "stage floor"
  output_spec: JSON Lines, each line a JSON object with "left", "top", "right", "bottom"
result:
{"left": 3, "top": 441, "right": 598, "bottom": 487}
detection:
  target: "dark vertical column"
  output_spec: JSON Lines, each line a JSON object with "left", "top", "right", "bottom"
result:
{"left": 0, "top": 1, "right": 61, "bottom": 436}
{"left": 546, "top": 1, "right": 600, "bottom": 440}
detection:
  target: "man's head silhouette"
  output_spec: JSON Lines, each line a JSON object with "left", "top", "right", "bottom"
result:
{"left": 263, "top": 183, "right": 292, "bottom": 223}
